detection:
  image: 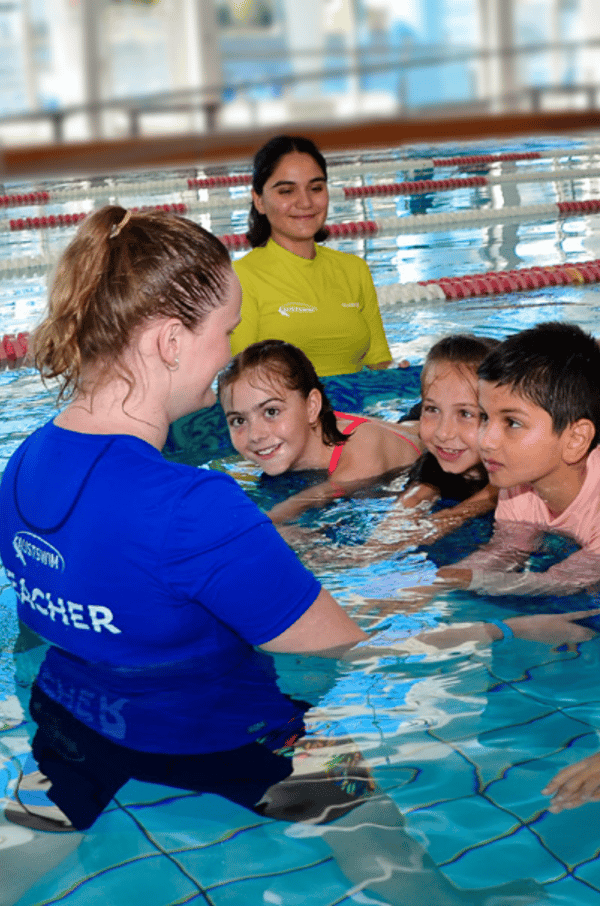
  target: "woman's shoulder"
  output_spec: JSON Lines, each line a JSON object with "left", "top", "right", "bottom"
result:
{"left": 317, "top": 244, "right": 368, "bottom": 271}
{"left": 125, "top": 455, "right": 271, "bottom": 547}
{"left": 232, "top": 245, "right": 265, "bottom": 273}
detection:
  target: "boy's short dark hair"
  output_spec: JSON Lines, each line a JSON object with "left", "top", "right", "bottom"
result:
{"left": 477, "top": 321, "right": 600, "bottom": 448}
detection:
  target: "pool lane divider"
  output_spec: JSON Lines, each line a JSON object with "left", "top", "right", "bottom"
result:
{"left": 3, "top": 196, "right": 600, "bottom": 260}
{"left": 7, "top": 181, "right": 600, "bottom": 229}
{"left": 4, "top": 258, "right": 600, "bottom": 371}
{"left": 161, "top": 165, "right": 600, "bottom": 208}
{"left": 3, "top": 195, "right": 600, "bottom": 282}
{"left": 184, "top": 154, "right": 543, "bottom": 190}
{"left": 344, "top": 176, "right": 488, "bottom": 196}
{"left": 8, "top": 202, "right": 188, "bottom": 231}
{"left": 185, "top": 155, "right": 543, "bottom": 189}
{"left": 0, "top": 191, "right": 51, "bottom": 207}
{"left": 2, "top": 154, "right": 600, "bottom": 215}
{"left": 343, "top": 169, "right": 600, "bottom": 196}
{"left": 376, "top": 259, "right": 600, "bottom": 305}
{"left": 218, "top": 198, "right": 600, "bottom": 247}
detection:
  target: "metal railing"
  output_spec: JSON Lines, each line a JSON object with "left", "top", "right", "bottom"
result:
{"left": 0, "top": 34, "right": 598, "bottom": 147}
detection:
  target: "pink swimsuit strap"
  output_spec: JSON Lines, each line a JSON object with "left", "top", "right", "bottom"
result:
{"left": 328, "top": 411, "right": 420, "bottom": 475}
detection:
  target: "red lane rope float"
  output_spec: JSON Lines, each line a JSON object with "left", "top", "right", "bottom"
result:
{"left": 557, "top": 199, "right": 600, "bottom": 213}
{"left": 344, "top": 176, "right": 487, "bottom": 197}
{"left": 0, "top": 332, "right": 29, "bottom": 368}
{"left": 9, "top": 212, "right": 87, "bottom": 230}
{"left": 428, "top": 260, "right": 600, "bottom": 300}
{"left": 327, "top": 221, "right": 379, "bottom": 238}
{"left": 188, "top": 175, "right": 252, "bottom": 189}
{"left": 219, "top": 233, "right": 250, "bottom": 250}
{"left": 9, "top": 203, "right": 188, "bottom": 231}
{"left": 432, "top": 151, "right": 542, "bottom": 167}
{"left": 0, "top": 191, "right": 50, "bottom": 207}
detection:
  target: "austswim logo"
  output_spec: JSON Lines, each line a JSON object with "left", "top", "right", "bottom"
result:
{"left": 12, "top": 532, "right": 65, "bottom": 571}
{"left": 278, "top": 303, "right": 318, "bottom": 318}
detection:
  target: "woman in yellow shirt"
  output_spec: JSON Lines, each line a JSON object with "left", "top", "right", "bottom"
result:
{"left": 231, "top": 135, "right": 393, "bottom": 377}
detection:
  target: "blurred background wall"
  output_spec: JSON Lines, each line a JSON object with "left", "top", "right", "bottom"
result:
{"left": 0, "top": 0, "right": 597, "bottom": 168}
{"left": 1, "top": 0, "right": 599, "bottom": 144}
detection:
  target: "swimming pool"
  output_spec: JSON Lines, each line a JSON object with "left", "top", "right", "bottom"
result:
{"left": 2, "top": 133, "right": 600, "bottom": 905}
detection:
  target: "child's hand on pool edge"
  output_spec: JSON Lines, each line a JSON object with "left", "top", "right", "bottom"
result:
{"left": 543, "top": 751, "right": 600, "bottom": 813}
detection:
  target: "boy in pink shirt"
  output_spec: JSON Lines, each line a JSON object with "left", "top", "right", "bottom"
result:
{"left": 439, "top": 321, "right": 600, "bottom": 596}
{"left": 438, "top": 321, "right": 600, "bottom": 813}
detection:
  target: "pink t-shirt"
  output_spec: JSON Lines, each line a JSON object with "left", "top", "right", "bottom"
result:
{"left": 495, "top": 446, "right": 600, "bottom": 553}
{"left": 459, "top": 446, "right": 600, "bottom": 595}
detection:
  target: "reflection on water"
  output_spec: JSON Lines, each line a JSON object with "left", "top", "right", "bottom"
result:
{"left": 2, "top": 618, "right": 564, "bottom": 906}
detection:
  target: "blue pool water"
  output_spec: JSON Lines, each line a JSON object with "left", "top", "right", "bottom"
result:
{"left": 2, "top": 133, "right": 600, "bottom": 905}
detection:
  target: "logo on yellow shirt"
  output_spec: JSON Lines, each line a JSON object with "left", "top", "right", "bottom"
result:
{"left": 278, "top": 304, "right": 318, "bottom": 318}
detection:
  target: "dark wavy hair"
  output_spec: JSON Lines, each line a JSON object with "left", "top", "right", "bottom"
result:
{"left": 477, "top": 321, "right": 600, "bottom": 448}
{"left": 246, "top": 135, "right": 329, "bottom": 248}
{"left": 218, "top": 339, "right": 347, "bottom": 447}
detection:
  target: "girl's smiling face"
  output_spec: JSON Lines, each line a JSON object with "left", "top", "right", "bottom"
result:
{"left": 221, "top": 369, "right": 327, "bottom": 475}
{"left": 419, "top": 362, "right": 482, "bottom": 474}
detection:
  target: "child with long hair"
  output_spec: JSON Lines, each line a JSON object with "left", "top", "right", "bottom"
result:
{"left": 218, "top": 339, "right": 422, "bottom": 523}
{"left": 397, "top": 334, "right": 499, "bottom": 517}
{"left": 326, "top": 334, "right": 501, "bottom": 559}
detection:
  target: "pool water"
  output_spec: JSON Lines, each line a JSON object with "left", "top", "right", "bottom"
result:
{"left": 2, "top": 133, "right": 600, "bottom": 905}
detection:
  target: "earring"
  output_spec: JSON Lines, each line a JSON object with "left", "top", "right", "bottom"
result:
{"left": 166, "top": 358, "right": 179, "bottom": 372}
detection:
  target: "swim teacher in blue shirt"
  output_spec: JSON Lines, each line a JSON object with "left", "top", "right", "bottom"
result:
{"left": 0, "top": 206, "right": 594, "bottom": 906}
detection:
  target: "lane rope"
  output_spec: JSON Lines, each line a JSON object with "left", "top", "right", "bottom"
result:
{"left": 5, "top": 258, "right": 600, "bottom": 370}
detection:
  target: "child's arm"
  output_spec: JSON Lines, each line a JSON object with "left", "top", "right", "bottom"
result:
{"left": 437, "top": 520, "right": 600, "bottom": 596}
{"left": 267, "top": 476, "right": 367, "bottom": 525}
{"left": 406, "top": 482, "right": 497, "bottom": 540}
{"left": 268, "top": 424, "right": 420, "bottom": 525}
{"left": 351, "top": 483, "right": 497, "bottom": 558}
{"left": 294, "top": 484, "right": 498, "bottom": 572}
{"left": 543, "top": 752, "right": 600, "bottom": 813}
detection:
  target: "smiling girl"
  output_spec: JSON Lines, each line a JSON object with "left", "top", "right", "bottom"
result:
{"left": 342, "top": 335, "right": 501, "bottom": 559}
{"left": 399, "top": 334, "right": 499, "bottom": 511}
{"left": 218, "top": 340, "right": 422, "bottom": 523}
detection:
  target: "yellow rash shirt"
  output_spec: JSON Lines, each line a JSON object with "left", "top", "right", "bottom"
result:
{"left": 231, "top": 240, "right": 392, "bottom": 377}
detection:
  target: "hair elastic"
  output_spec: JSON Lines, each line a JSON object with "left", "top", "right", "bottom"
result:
{"left": 488, "top": 619, "right": 514, "bottom": 642}
{"left": 110, "top": 209, "right": 132, "bottom": 239}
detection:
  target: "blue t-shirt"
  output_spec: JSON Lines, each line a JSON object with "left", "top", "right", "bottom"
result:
{"left": 1, "top": 421, "right": 321, "bottom": 751}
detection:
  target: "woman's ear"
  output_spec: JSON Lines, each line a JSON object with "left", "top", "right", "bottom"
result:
{"left": 251, "top": 189, "right": 265, "bottom": 215}
{"left": 563, "top": 418, "right": 595, "bottom": 463}
{"left": 156, "top": 318, "right": 183, "bottom": 370}
{"left": 306, "top": 388, "right": 323, "bottom": 426}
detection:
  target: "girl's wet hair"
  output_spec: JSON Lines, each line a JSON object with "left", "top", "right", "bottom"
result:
{"left": 421, "top": 334, "right": 500, "bottom": 391}
{"left": 477, "top": 321, "right": 600, "bottom": 447}
{"left": 218, "top": 339, "right": 347, "bottom": 447}
{"left": 33, "top": 205, "right": 231, "bottom": 402}
{"left": 246, "top": 135, "right": 329, "bottom": 248}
